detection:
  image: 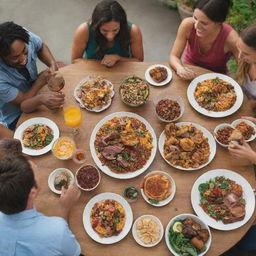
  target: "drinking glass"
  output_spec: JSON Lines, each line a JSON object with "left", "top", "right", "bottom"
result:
{"left": 63, "top": 106, "right": 82, "bottom": 135}
{"left": 48, "top": 71, "right": 65, "bottom": 92}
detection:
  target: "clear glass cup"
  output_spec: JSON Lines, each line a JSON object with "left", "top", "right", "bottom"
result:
{"left": 72, "top": 148, "right": 86, "bottom": 164}
{"left": 124, "top": 186, "right": 139, "bottom": 202}
{"left": 48, "top": 71, "right": 65, "bottom": 92}
{"left": 63, "top": 106, "right": 82, "bottom": 135}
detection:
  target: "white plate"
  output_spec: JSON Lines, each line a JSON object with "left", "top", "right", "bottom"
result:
{"left": 231, "top": 119, "right": 256, "bottom": 142}
{"left": 141, "top": 170, "right": 176, "bottom": 207}
{"left": 48, "top": 168, "right": 74, "bottom": 195}
{"left": 14, "top": 117, "right": 59, "bottom": 156}
{"left": 191, "top": 169, "right": 255, "bottom": 230}
{"left": 83, "top": 192, "right": 133, "bottom": 244}
{"left": 74, "top": 77, "right": 115, "bottom": 112}
{"left": 145, "top": 64, "right": 172, "bottom": 86}
{"left": 159, "top": 122, "right": 216, "bottom": 171}
{"left": 132, "top": 215, "right": 164, "bottom": 247}
{"left": 90, "top": 112, "right": 157, "bottom": 179}
{"left": 187, "top": 73, "right": 243, "bottom": 117}
{"left": 165, "top": 213, "right": 212, "bottom": 256}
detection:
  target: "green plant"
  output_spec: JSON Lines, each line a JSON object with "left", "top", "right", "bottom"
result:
{"left": 177, "top": 0, "right": 197, "bottom": 9}
{"left": 227, "top": 0, "right": 256, "bottom": 32}
{"left": 227, "top": 0, "right": 256, "bottom": 74}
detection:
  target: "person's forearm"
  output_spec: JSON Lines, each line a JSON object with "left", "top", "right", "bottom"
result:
{"left": 20, "top": 94, "right": 43, "bottom": 113}
{"left": 0, "top": 124, "right": 13, "bottom": 139}
{"left": 38, "top": 43, "right": 56, "bottom": 67}
{"left": 169, "top": 55, "right": 184, "bottom": 72}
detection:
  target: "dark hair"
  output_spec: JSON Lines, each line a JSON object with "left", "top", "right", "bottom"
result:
{"left": 0, "top": 21, "right": 29, "bottom": 58}
{"left": 240, "top": 23, "right": 256, "bottom": 50}
{"left": 0, "top": 155, "right": 36, "bottom": 214}
{"left": 0, "top": 139, "right": 22, "bottom": 159}
{"left": 91, "top": 0, "right": 130, "bottom": 57}
{"left": 195, "top": 0, "right": 232, "bottom": 22}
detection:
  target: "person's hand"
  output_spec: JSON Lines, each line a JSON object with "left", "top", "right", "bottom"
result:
{"left": 228, "top": 140, "right": 256, "bottom": 163}
{"left": 101, "top": 54, "right": 121, "bottom": 67}
{"left": 176, "top": 66, "right": 196, "bottom": 80}
{"left": 49, "top": 61, "right": 59, "bottom": 73}
{"left": 40, "top": 91, "right": 65, "bottom": 109}
{"left": 37, "top": 69, "right": 51, "bottom": 85}
{"left": 59, "top": 182, "right": 81, "bottom": 211}
{"left": 241, "top": 116, "right": 256, "bottom": 124}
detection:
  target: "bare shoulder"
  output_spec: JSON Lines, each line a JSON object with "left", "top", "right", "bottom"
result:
{"left": 226, "top": 27, "right": 239, "bottom": 43}
{"left": 130, "top": 24, "right": 142, "bottom": 36}
{"left": 178, "top": 17, "right": 194, "bottom": 38}
{"left": 75, "top": 22, "right": 89, "bottom": 36}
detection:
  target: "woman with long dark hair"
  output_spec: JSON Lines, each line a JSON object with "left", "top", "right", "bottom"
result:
{"left": 169, "top": 0, "right": 239, "bottom": 80}
{"left": 71, "top": 0, "right": 143, "bottom": 67}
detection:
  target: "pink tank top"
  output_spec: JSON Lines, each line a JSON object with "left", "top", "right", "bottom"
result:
{"left": 183, "top": 23, "right": 233, "bottom": 74}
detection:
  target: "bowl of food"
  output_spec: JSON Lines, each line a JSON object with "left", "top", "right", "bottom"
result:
{"left": 132, "top": 215, "right": 164, "bottom": 247}
{"left": 213, "top": 123, "right": 235, "bottom": 147}
{"left": 52, "top": 136, "right": 76, "bottom": 160}
{"left": 75, "top": 164, "right": 101, "bottom": 191}
{"left": 231, "top": 119, "right": 256, "bottom": 142}
{"left": 48, "top": 168, "right": 74, "bottom": 194}
{"left": 119, "top": 76, "right": 149, "bottom": 107}
{"left": 154, "top": 95, "right": 184, "bottom": 122}
{"left": 124, "top": 186, "right": 139, "bottom": 202}
{"left": 140, "top": 170, "right": 176, "bottom": 207}
{"left": 72, "top": 148, "right": 86, "bottom": 164}
{"left": 165, "top": 213, "right": 212, "bottom": 256}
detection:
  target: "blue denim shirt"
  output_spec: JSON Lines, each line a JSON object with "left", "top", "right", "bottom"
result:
{"left": 0, "top": 31, "right": 42, "bottom": 128}
{"left": 0, "top": 208, "right": 81, "bottom": 256}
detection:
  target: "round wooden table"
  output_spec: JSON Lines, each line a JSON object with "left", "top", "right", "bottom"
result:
{"left": 20, "top": 61, "right": 256, "bottom": 256}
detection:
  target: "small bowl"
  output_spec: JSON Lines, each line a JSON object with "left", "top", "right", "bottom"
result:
{"left": 140, "top": 170, "right": 176, "bottom": 207}
{"left": 75, "top": 164, "right": 101, "bottom": 191}
{"left": 165, "top": 213, "right": 212, "bottom": 256}
{"left": 119, "top": 76, "right": 150, "bottom": 107}
{"left": 132, "top": 215, "right": 164, "bottom": 247}
{"left": 154, "top": 95, "right": 184, "bottom": 122}
{"left": 72, "top": 148, "right": 86, "bottom": 164}
{"left": 52, "top": 136, "right": 76, "bottom": 160}
{"left": 213, "top": 123, "right": 235, "bottom": 147}
{"left": 231, "top": 119, "right": 256, "bottom": 142}
{"left": 48, "top": 168, "right": 74, "bottom": 194}
{"left": 124, "top": 186, "right": 139, "bottom": 202}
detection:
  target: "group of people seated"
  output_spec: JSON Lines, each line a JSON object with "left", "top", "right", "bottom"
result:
{"left": 0, "top": 0, "right": 256, "bottom": 255}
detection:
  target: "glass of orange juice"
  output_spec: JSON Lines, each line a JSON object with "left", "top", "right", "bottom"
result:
{"left": 64, "top": 106, "right": 82, "bottom": 135}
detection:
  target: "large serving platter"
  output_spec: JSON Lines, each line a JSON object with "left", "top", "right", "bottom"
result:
{"left": 187, "top": 73, "right": 243, "bottom": 118}
{"left": 14, "top": 117, "right": 59, "bottom": 156}
{"left": 74, "top": 76, "right": 115, "bottom": 112}
{"left": 158, "top": 122, "right": 216, "bottom": 171}
{"left": 83, "top": 192, "right": 133, "bottom": 244}
{"left": 90, "top": 112, "right": 157, "bottom": 179}
{"left": 191, "top": 169, "right": 255, "bottom": 230}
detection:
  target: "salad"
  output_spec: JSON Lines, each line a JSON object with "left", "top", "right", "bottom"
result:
{"left": 199, "top": 176, "right": 245, "bottom": 224}
{"left": 168, "top": 217, "right": 209, "bottom": 256}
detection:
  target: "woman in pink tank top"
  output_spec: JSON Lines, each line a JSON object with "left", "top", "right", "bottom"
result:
{"left": 169, "top": 0, "right": 239, "bottom": 80}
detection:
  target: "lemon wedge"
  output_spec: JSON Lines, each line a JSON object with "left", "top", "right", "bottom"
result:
{"left": 172, "top": 221, "right": 183, "bottom": 232}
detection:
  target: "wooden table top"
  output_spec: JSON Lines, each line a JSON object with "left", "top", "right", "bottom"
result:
{"left": 20, "top": 60, "right": 256, "bottom": 256}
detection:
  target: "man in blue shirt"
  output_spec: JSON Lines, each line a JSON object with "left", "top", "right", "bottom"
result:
{"left": 0, "top": 21, "right": 65, "bottom": 130}
{"left": 0, "top": 154, "right": 81, "bottom": 256}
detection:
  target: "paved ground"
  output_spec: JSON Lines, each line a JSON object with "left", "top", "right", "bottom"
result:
{"left": 0, "top": 0, "right": 180, "bottom": 70}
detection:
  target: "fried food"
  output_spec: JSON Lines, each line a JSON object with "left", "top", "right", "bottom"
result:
{"left": 136, "top": 217, "right": 161, "bottom": 245}
{"left": 149, "top": 66, "right": 168, "bottom": 83}
{"left": 163, "top": 124, "right": 210, "bottom": 168}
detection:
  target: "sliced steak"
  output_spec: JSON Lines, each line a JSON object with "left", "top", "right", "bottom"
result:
{"left": 101, "top": 145, "right": 124, "bottom": 160}
{"left": 102, "top": 132, "right": 120, "bottom": 145}
{"left": 223, "top": 192, "right": 240, "bottom": 208}
{"left": 116, "top": 154, "right": 130, "bottom": 168}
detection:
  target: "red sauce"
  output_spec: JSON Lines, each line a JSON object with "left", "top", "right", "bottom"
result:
{"left": 77, "top": 165, "right": 99, "bottom": 189}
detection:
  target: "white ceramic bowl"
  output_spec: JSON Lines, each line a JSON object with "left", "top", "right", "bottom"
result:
{"left": 213, "top": 123, "right": 234, "bottom": 148}
{"left": 75, "top": 164, "right": 101, "bottom": 191}
{"left": 48, "top": 168, "right": 74, "bottom": 194}
{"left": 154, "top": 95, "right": 184, "bottom": 123}
{"left": 132, "top": 215, "right": 164, "bottom": 247}
{"left": 165, "top": 213, "right": 212, "bottom": 256}
{"left": 140, "top": 170, "right": 176, "bottom": 207}
{"left": 231, "top": 119, "right": 256, "bottom": 142}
